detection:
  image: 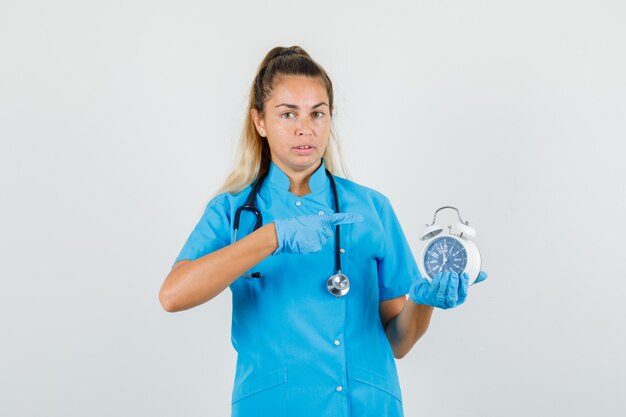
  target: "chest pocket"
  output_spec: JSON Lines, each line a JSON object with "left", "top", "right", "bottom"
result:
{"left": 231, "top": 367, "right": 288, "bottom": 417}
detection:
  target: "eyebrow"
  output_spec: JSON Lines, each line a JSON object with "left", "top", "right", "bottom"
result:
{"left": 274, "top": 102, "right": 329, "bottom": 110}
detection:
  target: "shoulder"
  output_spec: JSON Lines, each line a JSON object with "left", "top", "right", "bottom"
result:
{"left": 203, "top": 186, "right": 252, "bottom": 213}
{"left": 334, "top": 176, "right": 391, "bottom": 212}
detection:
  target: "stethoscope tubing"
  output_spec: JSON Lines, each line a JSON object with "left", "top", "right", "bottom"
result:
{"left": 233, "top": 168, "right": 343, "bottom": 280}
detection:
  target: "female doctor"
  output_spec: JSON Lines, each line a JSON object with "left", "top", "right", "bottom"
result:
{"left": 159, "top": 45, "right": 487, "bottom": 417}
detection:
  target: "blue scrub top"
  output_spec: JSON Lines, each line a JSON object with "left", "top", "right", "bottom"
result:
{"left": 173, "top": 159, "right": 420, "bottom": 417}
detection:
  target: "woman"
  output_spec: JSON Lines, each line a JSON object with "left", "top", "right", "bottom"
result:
{"left": 159, "top": 45, "right": 487, "bottom": 417}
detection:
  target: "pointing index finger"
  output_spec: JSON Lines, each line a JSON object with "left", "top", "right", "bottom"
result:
{"left": 326, "top": 213, "right": 364, "bottom": 225}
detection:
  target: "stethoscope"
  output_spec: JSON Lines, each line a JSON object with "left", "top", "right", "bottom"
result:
{"left": 233, "top": 168, "right": 350, "bottom": 297}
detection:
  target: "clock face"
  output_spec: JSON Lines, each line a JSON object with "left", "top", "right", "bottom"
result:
{"left": 424, "top": 236, "right": 468, "bottom": 279}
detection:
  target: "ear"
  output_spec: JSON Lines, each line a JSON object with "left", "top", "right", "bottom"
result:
{"left": 250, "top": 108, "right": 267, "bottom": 138}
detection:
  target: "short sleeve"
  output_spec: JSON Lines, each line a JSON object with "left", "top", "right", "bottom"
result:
{"left": 171, "top": 193, "right": 231, "bottom": 268}
{"left": 376, "top": 196, "right": 421, "bottom": 301}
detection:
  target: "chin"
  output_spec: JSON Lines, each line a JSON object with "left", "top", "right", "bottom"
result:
{"left": 298, "top": 156, "right": 322, "bottom": 166}
{"left": 288, "top": 157, "right": 322, "bottom": 170}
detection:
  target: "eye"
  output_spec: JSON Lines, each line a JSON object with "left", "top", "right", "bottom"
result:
{"left": 313, "top": 111, "right": 325, "bottom": 118}
{"left": 281, "top": 112, "right": 295, "bottom": 119}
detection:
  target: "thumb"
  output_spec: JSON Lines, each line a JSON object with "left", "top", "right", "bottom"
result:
{"left": 472, "top": 270, "right": 488, "bottom": 285}
{"left": 325, "top": 212, "right": 364, "bottom": 226}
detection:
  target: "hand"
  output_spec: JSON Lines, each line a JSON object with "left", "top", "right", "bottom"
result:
{"left": 273, "top": 213, "right": 364, "bottom": 255}
{"left": 408, "top": 271, "right": 469, "bottom": 309}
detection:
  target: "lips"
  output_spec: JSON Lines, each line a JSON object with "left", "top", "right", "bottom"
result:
{"left": 292, "top": 145, "right": 315, "bottom": 155}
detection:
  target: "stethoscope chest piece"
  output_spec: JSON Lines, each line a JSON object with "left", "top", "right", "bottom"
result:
{"left": 327, "top": 272, "right": 350, "bottom": 297}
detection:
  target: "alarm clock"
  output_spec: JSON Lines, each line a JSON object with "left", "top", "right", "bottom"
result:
{"left": 418, "top": 206, "right": 482, "bottom": 285}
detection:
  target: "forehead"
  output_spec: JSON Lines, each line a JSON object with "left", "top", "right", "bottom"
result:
{"left": 268, "top": 75, "right": 328, "bottom": 103}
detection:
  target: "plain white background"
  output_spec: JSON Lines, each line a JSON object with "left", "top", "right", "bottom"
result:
{"left": 1, "top": 1, "right": 625, "bottom": 416}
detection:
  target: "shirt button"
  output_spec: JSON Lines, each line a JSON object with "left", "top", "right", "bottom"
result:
{"left": 334, "top": 339, "right": 341, "bottom": 346}
{"left": 295, "top": 201, "right": 302, "bottom": 207}
{"left": 336, "top": 386, "right": 343, "bottom": 392}
{"left": 340, "top": 248, "right": 346, "bottom": 254}
{"left": 318, "top": 210, "right": 325, "bottom": 215}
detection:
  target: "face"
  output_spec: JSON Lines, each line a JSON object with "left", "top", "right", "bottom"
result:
{"left": 251, "top": 75, "right": 331, "bottom": 175}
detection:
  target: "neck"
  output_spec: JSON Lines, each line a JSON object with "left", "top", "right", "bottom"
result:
{"left": 274, "top": 159, "right": 322, "bottom": 197}
{"left": 287, "top": 167, "right": 316, "bottom": 197}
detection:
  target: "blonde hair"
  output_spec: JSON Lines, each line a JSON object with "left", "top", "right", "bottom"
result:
{"left": 215, "top": 46, "right": 349, "bottom": 196}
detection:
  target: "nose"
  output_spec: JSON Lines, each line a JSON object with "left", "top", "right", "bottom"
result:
{"left": 296, "top": 118, "right": 312, "bottom": 136}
